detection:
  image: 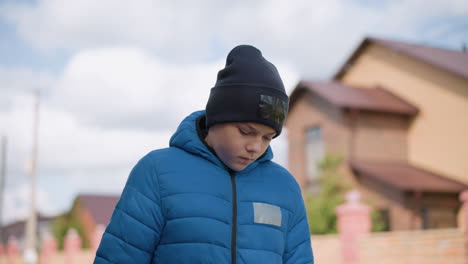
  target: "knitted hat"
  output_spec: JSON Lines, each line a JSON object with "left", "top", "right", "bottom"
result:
{"left": 205, "top": 45, "right": 289, "bottom": 137}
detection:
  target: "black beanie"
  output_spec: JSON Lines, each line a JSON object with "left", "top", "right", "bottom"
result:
{"left": 205, "top": 45, "right": 289, "bottom": 137}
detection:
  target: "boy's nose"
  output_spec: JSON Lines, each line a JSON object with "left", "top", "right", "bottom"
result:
{"left": 246, "top": 140, "right": 262, "bottom": 154}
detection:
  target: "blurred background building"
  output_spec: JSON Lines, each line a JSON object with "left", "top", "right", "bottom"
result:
{"left": 287, "top": 36, "right": 468, "bottom": 231}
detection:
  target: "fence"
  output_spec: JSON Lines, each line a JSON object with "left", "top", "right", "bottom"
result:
{"left": 311, "top": 233, "right": 341, "bottom": 264}
{"left": 310, "top": 189, "right": 468, "bottom": 264}
{"left": 0, "top": 225, "right": 103, "bottom": 264}
{"left": 359, "top": 228, "right": 464, "bottom": 264}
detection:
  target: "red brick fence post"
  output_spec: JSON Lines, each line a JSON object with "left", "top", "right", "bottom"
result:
{"left": 6, "top": 236, "right": 19, "bottom": 264}
{"left": 460, "top": 190, "right": 468, "bottom": 264}
{"left": 92, "top": 224, "right": 105, "bottom": 253}
{"left": 64, "top": 228, "right": 82, "bottom": 264}
{"left": 336, "top": 190, "right": 371, "bottom": 264}
{"left": 0, "top": 243, "right": 3, "bottom": 260}
{"left": 40, "top": 232, "right": 58, "bottom": 264}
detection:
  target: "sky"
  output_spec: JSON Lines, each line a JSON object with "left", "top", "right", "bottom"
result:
{"left": 0, "top": 0, "right": 467, "bottom": 225}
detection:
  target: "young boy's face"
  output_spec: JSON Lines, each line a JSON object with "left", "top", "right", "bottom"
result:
{"left": 206, "top": 122, "right": 276, "bottom": 171}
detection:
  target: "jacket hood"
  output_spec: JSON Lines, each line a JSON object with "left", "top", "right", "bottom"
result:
{"left": 169, "top": 110, "right": 274, "bottom": 172}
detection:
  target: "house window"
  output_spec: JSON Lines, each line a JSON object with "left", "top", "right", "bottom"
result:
{"left": 305, "top": 127, "right": 324, "bottom": 192}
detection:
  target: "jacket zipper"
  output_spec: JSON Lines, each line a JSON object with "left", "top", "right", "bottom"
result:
{"left": 229, "top": 170, "right": 237, "bottom": 264}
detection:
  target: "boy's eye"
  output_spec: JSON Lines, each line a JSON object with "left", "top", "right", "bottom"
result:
{"left": 263, "top": 136, "right": 273, "bottom": 141}
{"left": 239, "top": 128, "right": 250, "bottom": 135}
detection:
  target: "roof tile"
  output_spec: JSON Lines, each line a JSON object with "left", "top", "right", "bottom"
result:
{"left": 350, "top": 160, "right": 468, "bottom": 192}
{"left": 78, "top": 194, "right": 119, "bottom": 226}
{"left": 297, "top": 81, "right": 419, "bottom": 115}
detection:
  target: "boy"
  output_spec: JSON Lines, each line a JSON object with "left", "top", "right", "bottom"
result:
{"left": 94, "top": 45, "right": 314, "bottom": 263}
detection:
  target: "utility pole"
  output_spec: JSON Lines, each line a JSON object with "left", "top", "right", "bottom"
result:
{"left": 24, "top": 91, "right": 40, "bottom": 264}
{"left": 0, "top": 135, "right": 7, "bottom": 244}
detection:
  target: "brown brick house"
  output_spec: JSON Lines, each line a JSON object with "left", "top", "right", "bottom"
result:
{"left": 286, "top": 37, "right": 468, "bottom": 231}
{"left": 67, "top": 194, "right": 119, "bottom": 246}
{"left": 0, "top": 194, "right": 119, "bottom": 248}
{"left": 0, "top": 214, "right": 54, "bottom": 245}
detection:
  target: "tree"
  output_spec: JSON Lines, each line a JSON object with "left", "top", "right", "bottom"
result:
{"left": 50, "top": 201, "right": 89, "bottom": 249}
{"left": 305, "top": 154, "right": 350, "bottom": 234}
{"left": 305, "top": 154, "right": 389, "bottom": 234}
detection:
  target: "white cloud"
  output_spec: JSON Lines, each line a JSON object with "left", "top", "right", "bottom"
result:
{"left": 2, "top": 0, "right": 467, "bottom": 78}
{"left": 49, "top": 47, "right": 222, "bottom": 129}
{"left": 3, "top": 183, "right": 59, "bottom": 225}
{"left": 39, "top": 105, "right": 173, "bottom": 171}
{"left": 50, "top": 47, "right": 299, "bottom": 130}
{"left": 0, "top": 68, "right": 55, "bottom": 110}
{"left": 2, "top": 88, "right": 174, "bottom": 177}
{"left": 270, "top": 129, "right": 289, "bottom": 168}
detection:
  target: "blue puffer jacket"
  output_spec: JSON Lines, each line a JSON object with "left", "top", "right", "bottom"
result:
{"left": 95, "top": 111, "right": 314, "bottom": 264}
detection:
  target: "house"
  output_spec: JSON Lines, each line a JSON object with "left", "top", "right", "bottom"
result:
{"left": 286, "top": 37, "right": 468, "bottom": 231}
{"left": 68, "top": 194, "right": 119, "bottom": 246}
{"left": 0, "top": 214, "right": 55, "bottom": 245}
{"left": 1, "top": 194, "right": 119, "bottom": 248}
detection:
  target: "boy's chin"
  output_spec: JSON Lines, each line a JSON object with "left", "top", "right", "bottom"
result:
{"left": 227, "top": 163, "right": 247, "bottom": 172}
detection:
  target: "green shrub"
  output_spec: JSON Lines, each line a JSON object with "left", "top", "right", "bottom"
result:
{"left": 50, "top": 202, "right": 89, "bottom": 250}
{"left": 305, "top": 154, "right": 349, "bottom": 234}
{"left": 305, "top": 154, "right": 389, "bottom": 234}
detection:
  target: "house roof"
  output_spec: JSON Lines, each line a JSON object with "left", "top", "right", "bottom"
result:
{"left": 334, "top": 37, "right": 468, "bottom": 80}
{"left": 1, "top": 214, "right": 55, "bottom": 243}
{"left": 290, "top": 80, "right": 419, "bottom": 115}
{"left": 77, "top": 194, "right": 119, "bottom": 226}
{"left": 350, "top": 160, "right": 468, "bottom": 193}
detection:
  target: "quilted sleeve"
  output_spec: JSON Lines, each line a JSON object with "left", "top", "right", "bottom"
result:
{"left": 94, "top": 154, "right": 165, "bottom": 264}
{"left": 283, "top": 195, "right": 314, "bottom": 264}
